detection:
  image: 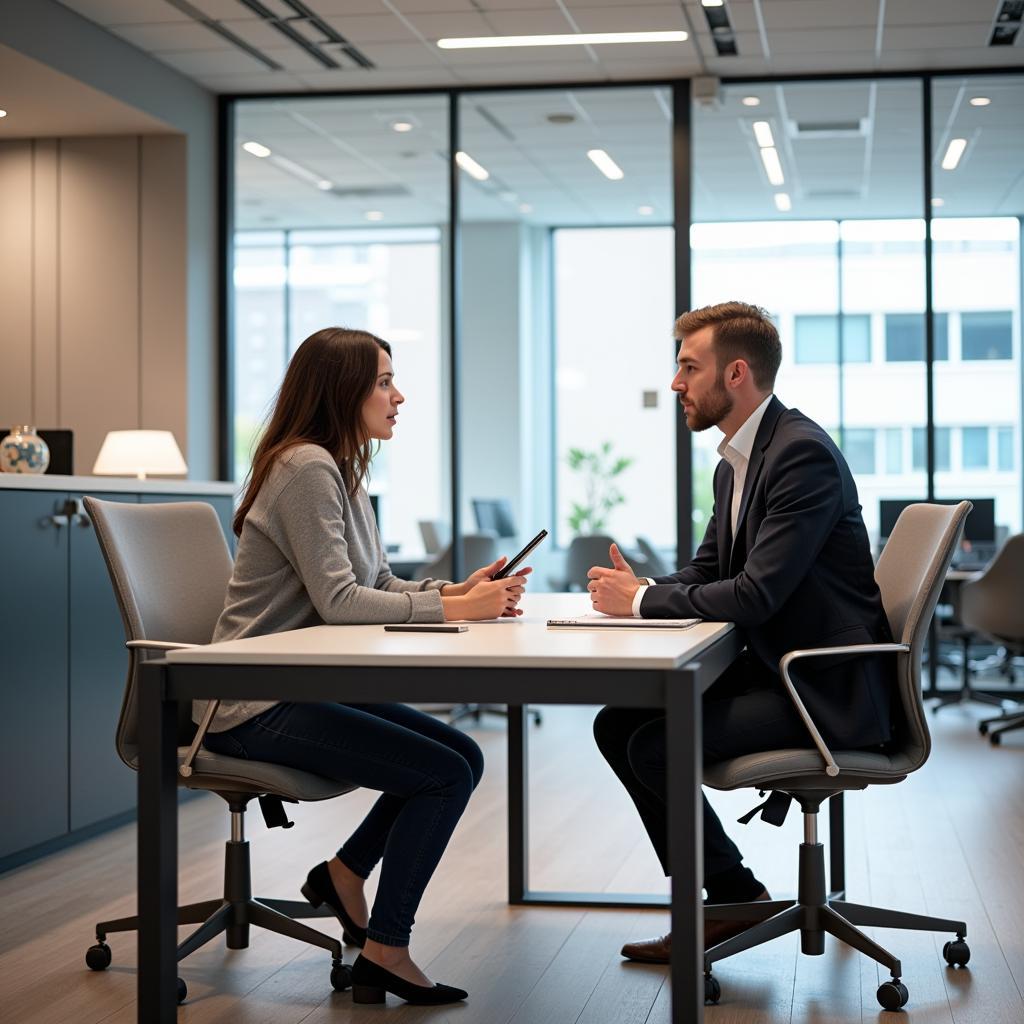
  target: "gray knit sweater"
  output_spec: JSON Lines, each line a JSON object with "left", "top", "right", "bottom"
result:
{"left": 199, "top": 443, "right": 449, "bottom": 732}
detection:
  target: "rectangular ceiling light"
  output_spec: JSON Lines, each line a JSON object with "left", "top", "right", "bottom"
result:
{"left": 759, "top": 147, "right": 785, "bottom": 186}
{"left": 242, "top": 140, "right": 271, "bottom": 158}
{"left": 438, "top": 31, "right": 687, "bottom": 49}
{"left": 940, "top": 138, "right": 967, "bottom": 170}
{"left": 455, "top": 151, "right": 490, "bottom": 180}
{"left": 774, "top": 192, "right": 792, "bottom": 212}
{"left": 587, "top": 149, "right": 625, "bottom": 180}
{"left": 752, "top": 121, "right": 775, "bottom": 148}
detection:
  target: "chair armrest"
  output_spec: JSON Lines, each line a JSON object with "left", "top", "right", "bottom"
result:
{"left": 125, "top": 639, "right": 200, "bottom": 651}
{"left": 778, "top": 642, "right": 910, "bottom": 777}
{"left": 124, "top": 639, "right": 213, "bottom": 777}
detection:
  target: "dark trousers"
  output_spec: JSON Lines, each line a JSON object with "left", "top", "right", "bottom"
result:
{"left": 204, "top": 701, "right": 483, "bottom": 947}
{"left": 593, "top": 652, "right": 812, "bottom": 885}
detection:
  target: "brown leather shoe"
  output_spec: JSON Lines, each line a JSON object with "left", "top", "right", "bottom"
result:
{"left": 620, "top": 890, "right": 772, "bottom": 964}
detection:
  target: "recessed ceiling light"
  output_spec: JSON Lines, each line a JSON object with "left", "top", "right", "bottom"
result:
{"left": 702, "top": 0, "right": 725, "bottom": 6}
{"left": 759, "top": 147, "right": 785, "bottom": 186}
{"left": 0, "top": 109, "right": 7, "bottom": 118}
{"left": 774, "top": 192, "right": 792, "bottom": 212}
{"left": 931, "top": 197, "right": 945, "bottom": 207}
{"left": 752, "top": 121, "right": 775, "bottom": 148}
{"left": 968, "top": 96, "right": 991, "bottom": 107}
{"left": 455, "top": 150, "right": 490, "bottom": 180}
{"left": 391, "top": 121, "right": 414, "bottom": 132}
{"left": 365, "top": 210, "right": 384, "bottom": 221}
{"left": 637, "top": 205, "right": 654, "bottom": 215}
{"left": 242, "top": 141, "right": 271, "bottom": 158}
{"left": 587, "top": 148, "right": 624, "bottom": 180}
{"left": 941, "top": 138, "right": 967, "bottom": 171}
{"left": 519, "top": 202, "right": 533, "bottom": 213}
{"left": 437, "top": 30, "right": 687, "bottom": 49}
{"left": 741, "top": 96, "right": 760, "bottom": 107}
{"left": 317, "top": 180, "right": 333, "bottom": 191}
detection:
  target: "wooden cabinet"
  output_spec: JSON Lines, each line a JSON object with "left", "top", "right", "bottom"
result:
{"left": 0, "top": 484, "right": 234, "bottom": 868}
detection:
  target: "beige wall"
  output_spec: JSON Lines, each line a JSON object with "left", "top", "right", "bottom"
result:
{"left": 0, "top": 135, "right": 187, "bottom": 475}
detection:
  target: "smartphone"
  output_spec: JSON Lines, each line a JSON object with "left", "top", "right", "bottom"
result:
{"left": 492, "top": 528, "right": 548, "bottom": 580}
{"left": 384, "top": 624, "right": 468, "bottom": 633}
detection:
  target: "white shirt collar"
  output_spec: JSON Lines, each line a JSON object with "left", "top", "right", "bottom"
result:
{"left": 717, "top": 394, "right": 774, "bottom": 462}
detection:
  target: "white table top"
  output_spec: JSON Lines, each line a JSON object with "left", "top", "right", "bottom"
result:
{"left": 167, "top": 593, "right": 734, "bottom": 671}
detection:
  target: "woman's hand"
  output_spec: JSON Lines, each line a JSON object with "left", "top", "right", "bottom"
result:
{"left": 442, "top": 556, "right": 507, "bottom": 597}
{"left": 441, "top": 570, "right": 529, "bottom": 621}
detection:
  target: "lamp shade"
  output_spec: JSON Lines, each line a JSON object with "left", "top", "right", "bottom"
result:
{"left": 92, "top": 430, "right": 187, "bottom": 480}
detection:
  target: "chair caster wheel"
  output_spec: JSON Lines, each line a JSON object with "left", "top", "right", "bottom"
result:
{"left": 331, "top": 964, "right": 352, "bottom": 992}
{"left": 704, "top": 974, "right": 721, "bottom": 1005}
{"left": 177, "top": 978, "right": 187, "bottom": 1004}
{"left": 978, "top": 721, "right": 989, "bottom": 736}
{"left": 85, "top": 942, "right": 111, "bottom": 971}
{"left": 876, "top": 980, "right": 908, "bottom": 1010}
{"left": 943, "top": 938, "right": 971, "bottom": 967}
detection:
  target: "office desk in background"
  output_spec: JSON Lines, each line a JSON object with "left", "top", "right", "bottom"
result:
{"left": 138, "top": 594, "right": 741, "bottom": 1024}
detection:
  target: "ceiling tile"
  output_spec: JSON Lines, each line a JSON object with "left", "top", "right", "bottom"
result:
{"left": 108, "top": 21, "right": 228, "bottom": 53}
{"left": 56, "top": 0, "right": 191, "bottom": 24}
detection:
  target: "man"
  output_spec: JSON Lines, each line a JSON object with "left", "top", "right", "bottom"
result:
{"left": 589, "top": 301, "right": 895, "bottom": 964}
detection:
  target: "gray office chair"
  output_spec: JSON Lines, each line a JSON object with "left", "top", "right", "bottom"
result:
{"left": 81, "top": 498, "right": 356, "bottom": 1004}
{"left": 550, "top": 534, "right": 618, "bottom": 591}
{"left": 702, "top": 501, "right": 972, "bottom": 1011}
{"left": 961, "top": 534, "right": 1024, "bottom": 744}
{"left": 413, "top": 532, "right": 498, "bottom": 582}
{"left": 418, "top": 519, "right": 450, "bottom": 555}
{"left": 633, "top": 535, "right": 670, "bottom": 577}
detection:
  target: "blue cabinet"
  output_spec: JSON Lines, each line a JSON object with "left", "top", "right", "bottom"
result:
{"left": 0, "top": 492, "right": 70, "bottom": 858}
{"left": 0, "top": 485, "right": 234, "bottom": 867}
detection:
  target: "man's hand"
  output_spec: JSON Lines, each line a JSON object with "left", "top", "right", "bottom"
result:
{"left": 587, "top": 543, "right": 641, "bottom": 616}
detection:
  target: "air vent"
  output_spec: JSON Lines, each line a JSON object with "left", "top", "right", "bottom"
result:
{"left": 991, "top": 0, "right": 1022, "bottom": 45}
{"left": 322, "top": 186, "right": 410, "bottom": 198}
{"left": 702, "top": 3, "right": 738, "bottom": 57}
{"left": 792, "top": 119, "right": 867, "bottom": 139}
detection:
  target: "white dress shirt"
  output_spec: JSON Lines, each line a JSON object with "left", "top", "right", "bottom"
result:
{"left": 630, "top": 394, "right": 774, "bottom": 616}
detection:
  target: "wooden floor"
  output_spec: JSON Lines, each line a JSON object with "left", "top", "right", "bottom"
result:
{"left": 1, "top": 698, "right": 1022, "bottom": 1024}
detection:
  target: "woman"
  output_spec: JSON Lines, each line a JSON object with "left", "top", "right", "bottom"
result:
{"left": 202, "top": 327, "right": 528, "bottom": 1005}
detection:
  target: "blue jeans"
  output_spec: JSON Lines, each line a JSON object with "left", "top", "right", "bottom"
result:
{"left": 203, "top": 702, "right": 483, "bottom": 946}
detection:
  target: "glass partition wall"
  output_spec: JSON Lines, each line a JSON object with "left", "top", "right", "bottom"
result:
{"left": 225, "top": 73, "right": 1024, "bottom": 587}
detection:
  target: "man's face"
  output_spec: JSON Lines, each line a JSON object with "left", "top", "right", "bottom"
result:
{"left": 671, "top": 325, "right": 733, "bottom": 431}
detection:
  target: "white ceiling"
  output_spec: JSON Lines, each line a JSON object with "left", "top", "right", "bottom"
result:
{"left": 46, "top": 1, "right": 1024, "bottom": 227}
{"left": 56, "top": 0, "right": 1024, "bottom": 93}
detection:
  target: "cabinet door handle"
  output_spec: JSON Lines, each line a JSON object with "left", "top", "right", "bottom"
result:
{"left": 45, "top": 515, "right": 70, "bottom": 529}
{"left": 70, "top": 499, "right": 91, "bottom": 527}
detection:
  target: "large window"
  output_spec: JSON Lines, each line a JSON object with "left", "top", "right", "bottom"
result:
{"left": 231, "top": 96, "right": 450, "bottom": 557}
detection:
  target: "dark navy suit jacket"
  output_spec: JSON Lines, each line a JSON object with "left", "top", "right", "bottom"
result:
{"left": 641, "top": 396, "right": 895, "bottom": 748}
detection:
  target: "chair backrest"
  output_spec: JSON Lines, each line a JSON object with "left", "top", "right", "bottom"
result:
{"left": 959, "top": 533, "right": 1024, "bottom": 642}
{"left": 83, "top": 497, "right": 234, "bottom": 769}
{"left": 874, "top": 500, "right": 970, "bottom": 766}
{"left": 634, "top": 535, "right": 670, "bottom": 577}
{"left": 414, "top": 532, "right": 499, "bottom": 582}
{"left": 418, "top": 519, "right": 450, "bottom": 555}
{"left": 559, "top": 534, "right": 618, "bottom": 591}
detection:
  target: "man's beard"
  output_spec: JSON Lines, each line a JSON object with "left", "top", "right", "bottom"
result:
{"left": 684, "top": 375, "right": 733, "bottom": 431}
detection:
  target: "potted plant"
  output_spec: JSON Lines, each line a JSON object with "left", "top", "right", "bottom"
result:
{"left": 566, "top": 441, "right": 634, "bottom": 536}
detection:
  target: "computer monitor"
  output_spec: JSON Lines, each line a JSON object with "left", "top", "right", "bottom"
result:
{"left": 878, "top": 497, "right": 996, "bottom": 544}
{"left": 472, "top": 498, "right": 516, "bottom": 538}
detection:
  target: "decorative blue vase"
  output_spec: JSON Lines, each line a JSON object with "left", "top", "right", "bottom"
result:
{"left": 0, "top": 425, "right": 50, "bottom": 474}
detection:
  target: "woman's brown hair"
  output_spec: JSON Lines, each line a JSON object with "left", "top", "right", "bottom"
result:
{"left": 233, "top": 326, "right": 392, "bottom": 536}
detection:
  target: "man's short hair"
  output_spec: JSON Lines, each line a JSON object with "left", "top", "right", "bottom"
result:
{"left": 674, "top": 301, "right": 782, "bottom": 390}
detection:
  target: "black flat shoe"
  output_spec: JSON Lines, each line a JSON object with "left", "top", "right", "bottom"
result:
{"left": 351, "top": 954, "right": 468, "bottom": 1005}
{"left": 301, "top": 861, "right": 367, "bottom": 948}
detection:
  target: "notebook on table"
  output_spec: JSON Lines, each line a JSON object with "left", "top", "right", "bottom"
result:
{"left": 546, "top": 615, "right": 698, "bottom": 629}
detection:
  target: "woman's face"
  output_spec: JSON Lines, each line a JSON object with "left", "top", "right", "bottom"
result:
{"left": 361, "top": 346, "right": 404, "bottom": 442}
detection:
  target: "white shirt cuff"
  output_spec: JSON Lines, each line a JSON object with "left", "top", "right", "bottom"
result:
{"left": 631, "top": 580, "right": 653, "bottom": 617}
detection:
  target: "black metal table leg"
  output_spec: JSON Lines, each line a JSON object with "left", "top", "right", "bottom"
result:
{"left": 138, "top": 660, "right": 179, "bottom": 1023}
{"left": 667, "top": 666, "right": 704, "bottom": 1024}
{"left": 507, "top": 703, "right": 528, "bottom": 905}
{"left": 829, "top": 793, "right": 845, "bottom": 898}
